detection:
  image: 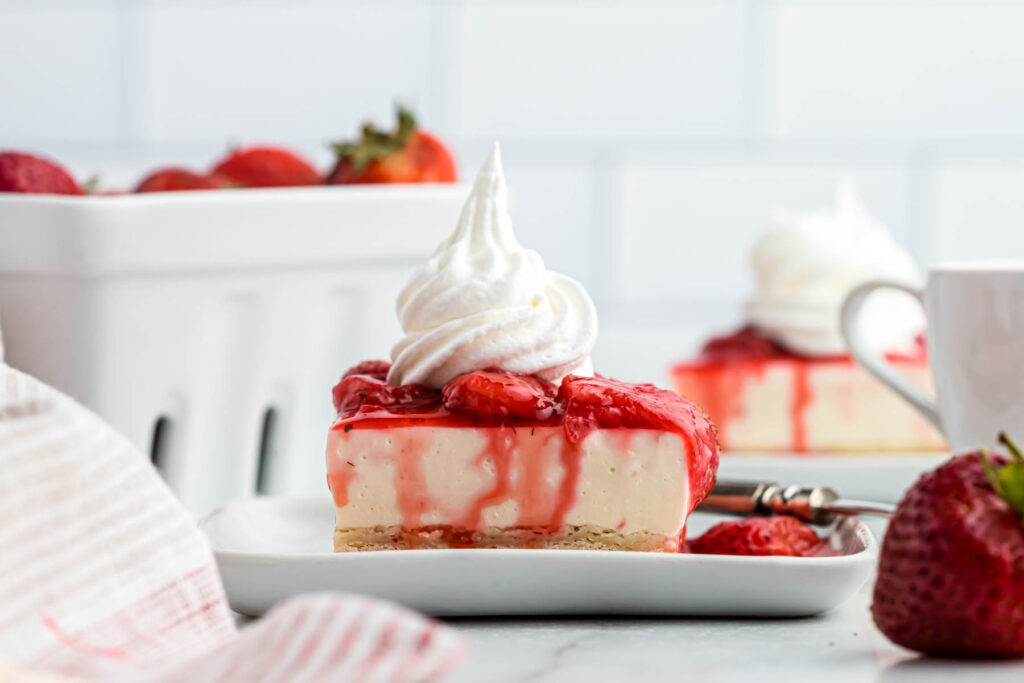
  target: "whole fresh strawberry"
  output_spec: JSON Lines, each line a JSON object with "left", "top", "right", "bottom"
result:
{"left": 326, "top": 107, "right": 457, "bottom": 184}
{"left": 689, "top": 517, "right": 823, "bottom": 557}
{"left": 0, "top": 151, "right": 83, "bottom": 195}
{"left": 210, "top": 146, "right": 321, "bottom": 188}
{"left": 872, "top": 433, "right": 1024, "bottom": 658}
{"left": 135, "top": 167, "right": 224, "bottom": 193}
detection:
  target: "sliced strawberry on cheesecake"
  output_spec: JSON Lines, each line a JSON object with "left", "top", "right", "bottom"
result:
{"left": 324, "top": 144, "right": 718, "bottom": 552}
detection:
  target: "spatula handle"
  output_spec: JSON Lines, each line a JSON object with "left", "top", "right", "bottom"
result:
{"left": 699, "top": 479, "right": 892, "bottom": 525}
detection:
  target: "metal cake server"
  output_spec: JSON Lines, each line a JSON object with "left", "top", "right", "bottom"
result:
{"left": 699, "top": 479, "right": 895, "bottom": 525}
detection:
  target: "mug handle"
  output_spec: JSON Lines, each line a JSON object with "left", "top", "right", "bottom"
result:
{"left": 839, "top": 280, "right": 942, "bottom": 431}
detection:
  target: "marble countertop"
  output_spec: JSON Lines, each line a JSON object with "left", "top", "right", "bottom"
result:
{"left": 444, "top": 584, "right": 1024, "bottom": 683}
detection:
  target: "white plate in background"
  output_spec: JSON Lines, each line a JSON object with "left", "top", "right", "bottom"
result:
{"left": 202, "top": 496, "right": 877, "bottom": 619}
{"left": 718, "top": 452, "right": 948, "bottom": 503}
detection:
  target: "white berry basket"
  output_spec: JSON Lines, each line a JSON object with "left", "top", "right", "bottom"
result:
{"left": 0, "top": 185, "right": 465, "bottom": 516}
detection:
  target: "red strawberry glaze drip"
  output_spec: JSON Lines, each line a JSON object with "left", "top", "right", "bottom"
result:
{"left": 673, "top": 326, "right": 929, "bottom": 452}
{"left": 393, "top": 431, "right": 433, "bottom": 540}
{"left": 550, "top": 432, "right": 583, "bottom": 532}
{"left": 791, "top": 363, "right": 811, "bottom": 453}
{"left": 459, "top": 429, "right": 516, "bottom": 532}
{"left": 328, "top": 363, "right": 720, "bottom": 548}
{"left": 456, "top": 428, "right": 574, "bottom": 537}
{"left": 326, "top": 470, "right": 351, "bottom": 507}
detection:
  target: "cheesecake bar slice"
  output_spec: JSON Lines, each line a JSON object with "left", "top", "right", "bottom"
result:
{"left": 672, "top": 327, "right": 945, "bottom": 453}
{"left": 326, "top": 363, "right": 719, "bottom": 552}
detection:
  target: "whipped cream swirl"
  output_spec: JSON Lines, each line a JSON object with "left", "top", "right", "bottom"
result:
{"left": 747, "top": 183, "right": 924, "bottom": 356}
{"left": 387, "top": 144, "right": 598, "bottom": 388}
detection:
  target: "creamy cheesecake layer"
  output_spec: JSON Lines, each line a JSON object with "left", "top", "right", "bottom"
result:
{"left": 673, "top": 358, "right": 944, "bottom": 452}
{"left": 326, "top": 426, "right": 693, "bottom": 552}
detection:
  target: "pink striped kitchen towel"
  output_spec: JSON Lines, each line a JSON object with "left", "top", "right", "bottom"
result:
{"left": 0, "top": 362, "right": 466, "bottom": 683}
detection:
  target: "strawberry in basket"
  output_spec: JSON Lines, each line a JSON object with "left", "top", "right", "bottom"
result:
{"left": 326, "top": 107, "right": 456, "bottom": 185}
{"left": 0, "top": 151, "right": 84, "bottom": 195}
{"left": 211, "top": 146, "right": 322, "bottom": 188}
{"left": 135, "top": 168, "right": 226, "bottom": 193}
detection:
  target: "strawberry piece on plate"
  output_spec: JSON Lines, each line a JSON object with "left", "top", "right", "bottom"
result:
{"left": 0, "top": 151, "right": 83, "bottom": 195}
{"left": 688, "top": 517, "right": 824, "bottom": 557}
{"left": 326, "top": 107, "right": 456, "bottom": 184}
{"left": 211, "top": 146, "right": 321, "bottom": 188}
{"left": 871, "top": 433, "right": 1024, "bottom": 658}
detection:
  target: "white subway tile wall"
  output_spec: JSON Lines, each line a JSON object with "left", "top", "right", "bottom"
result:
{"left": 932, "top": 158, "right": 1024, "bottom": 263}
{"left": 613, "top": 156, "right": 913, "bottom": 302}
{"left": 0, "top": 2, "right": 124, "bottom": 141}
{"left": 3, "top": 0, "right": 1024, "bottom": 383}
{"left": 453, "top": 2, "right": 747, "bottom": 139}
{"left": 135, "top": 4, "right": 434, "bottom": 142}
{"left": 766, "top": 3, "right": 1024, "bottom": 140}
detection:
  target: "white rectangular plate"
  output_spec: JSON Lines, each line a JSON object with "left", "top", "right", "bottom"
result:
{"left": 201, "top": 497, "right": 877, "bottom": 618}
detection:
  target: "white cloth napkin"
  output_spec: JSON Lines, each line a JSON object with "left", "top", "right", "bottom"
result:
{"left": 0, "top": 363, "right": 466, "bottom": 682}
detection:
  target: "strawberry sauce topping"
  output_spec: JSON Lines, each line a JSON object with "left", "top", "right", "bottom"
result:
{"left": 331, "top": 371, "right": 440, "bottom": 418}
{"left": 342, "top": 359, "right": 392, "bottom": 381}
{"left": 333, "top": 362, "right": 717, "bottom": 456}
{"left": 698, "top": 325, "right": 794, "bottom": 364}
{"left": 327, "top": 361, "right": 720, "bottom": 548}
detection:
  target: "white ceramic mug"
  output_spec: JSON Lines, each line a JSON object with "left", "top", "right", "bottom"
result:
{"left": 840, "top": 263, "right": 1024, "bottom": 452}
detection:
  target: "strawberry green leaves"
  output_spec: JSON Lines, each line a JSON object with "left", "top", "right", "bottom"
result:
{"left": 980, "top": 432, "right": 1024, "bottom": 520}
{"left": 331, "top": 106, "right": 417, "bottom": 174}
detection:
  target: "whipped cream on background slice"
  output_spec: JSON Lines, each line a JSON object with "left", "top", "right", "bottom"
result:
{"left": 387, "top": 144, "right": 598, "bottom": 388}
{"left": 746, "top": 183, "right": 924, "bottom": 357}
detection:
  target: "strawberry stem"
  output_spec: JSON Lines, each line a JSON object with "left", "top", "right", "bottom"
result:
{"left": 990, "top": 434, "right": 1024, "bottom": 520}
{"left": 979, "top": 448, "right": 1003, "bottom": 495}
{"left": 998, "top": 431, "right": 1024, "bottom": 464}
{"left": 331, "top": 106, "right": 418, "bottom": 174}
